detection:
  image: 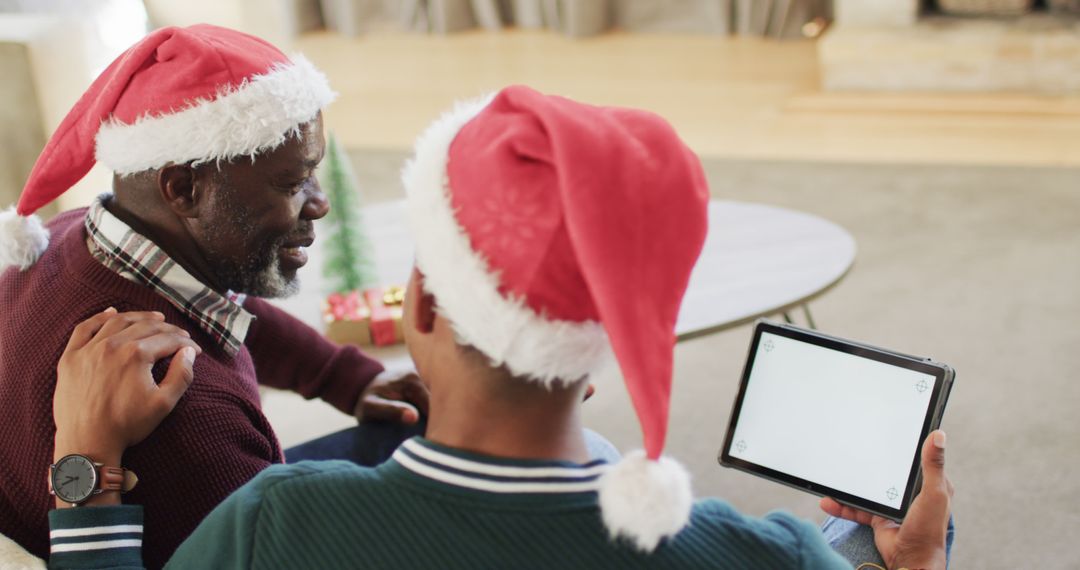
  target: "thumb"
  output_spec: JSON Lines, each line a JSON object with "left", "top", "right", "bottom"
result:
{"left": 921, "top": 430, "right": 947, "bottom": 488}
{"left": 159, "top": 346, "right": 197, "bottom": 409}
{"left": 891, "top": 429, "right": 950, "bottom": 570}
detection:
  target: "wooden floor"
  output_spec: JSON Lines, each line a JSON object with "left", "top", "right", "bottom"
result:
{"left": 297, "top": 29, "right": 1080, "bottom": 167}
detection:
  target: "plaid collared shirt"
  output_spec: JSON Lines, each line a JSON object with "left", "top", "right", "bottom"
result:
{"left": 85, "top": 196, "right": 253, "bottom": 356}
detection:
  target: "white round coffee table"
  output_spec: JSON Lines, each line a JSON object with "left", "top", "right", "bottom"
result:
{"left": 675, "top": 200, "right": 856, "bottom": 339}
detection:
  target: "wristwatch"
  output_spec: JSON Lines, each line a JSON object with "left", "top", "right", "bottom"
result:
{"left": 49, "top": 454, "right": 138, "bottom": 506}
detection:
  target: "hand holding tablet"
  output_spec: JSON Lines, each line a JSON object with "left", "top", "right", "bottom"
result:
{"left": 820, "top": 430, "right": 952, "bottom": 570}
{"left": 719, "top": 321, "right": 955, "bottom": 569}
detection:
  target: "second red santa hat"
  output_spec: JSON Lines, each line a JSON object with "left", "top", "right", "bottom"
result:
{"left": 403, "top": 85, "right": 710, "bottom": 551}
{"left": 0, "top": 24, "right": 334, "bottom": 271}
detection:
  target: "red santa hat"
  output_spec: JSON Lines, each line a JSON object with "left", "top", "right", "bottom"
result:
{"left": 0, "top": 24, "right": 335, "bottom": 271}
{"left": 403, "top": 86, "right": 709, "bottom": 552}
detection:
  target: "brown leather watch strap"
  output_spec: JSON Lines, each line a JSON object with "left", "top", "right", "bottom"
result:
{"left": 99, "top": 465, "right": 138, "bottom": 493}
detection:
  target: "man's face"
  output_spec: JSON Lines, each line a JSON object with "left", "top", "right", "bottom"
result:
{"left": 195, "top": 115, "right": 328, "bottom": 297}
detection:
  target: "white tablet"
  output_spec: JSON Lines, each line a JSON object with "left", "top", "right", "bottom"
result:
{"left": 719, "top": 321, "right": 955, "bottom": 522}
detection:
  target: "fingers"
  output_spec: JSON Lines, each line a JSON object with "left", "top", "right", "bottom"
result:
{"left": 124, "top": 330, "right": 201, "bottom": 364}
{"left": 65, "top": 307, "right": 118, "bottom": 352}
{"left": 371, "top": 370, "right": 430, "bottom": 418}
{"left": 106, "top": 319, "right": 191, "bottom": 347}
{"left": 819, "top": 498, "right": 877, "bottom": 526}
{"left": 158, "top": 346, "right": 197, "bottom": 411}
{"left": 818, "top": 497, "right": 841, "bottom": 517}
{"left": 83, "top": 314, "right": 201, "bottom": 368}
{"left": 361, "top": 396, "right": 420, "bottom": 424}
{"left": 90, "top": 311, "right": 167, "bottom": 344}
{"left": 403, "top": 379, "right": 430, "bottom": 418}
{"left": 583, "top": 383, "right": 596, "bottom": 401}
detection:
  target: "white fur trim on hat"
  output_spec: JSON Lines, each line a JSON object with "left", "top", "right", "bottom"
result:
{"left": 402, "top": 95, "right": 613, "bottom": 385}
{"left": 95, "top": 55, "right": 336, "bottom": 174}
{"left": 0, "top": 206, "right": 49, "bottom": 271}
{"left": 598, "top": 451, "right": 693, "bottom": 553}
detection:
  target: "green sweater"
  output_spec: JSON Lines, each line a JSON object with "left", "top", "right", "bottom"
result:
{"left": 49, "top": 437, "right": 852, "bottom": 569}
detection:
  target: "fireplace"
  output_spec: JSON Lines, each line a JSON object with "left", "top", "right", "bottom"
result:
{"left": 820, "top": 0, "right": 1080, "bottom": 93}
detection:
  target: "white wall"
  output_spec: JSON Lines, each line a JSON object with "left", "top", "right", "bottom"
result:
{"left": 143, "top": 0, "right": 299, "bottom": 51}
{"left": 4, "top": 0, "right": 316, "bottom": 213}
{"left": 0, "top": 3, "right": 147, "bottom": 212}
{"left": 833, "top": 0, "right": 918, "bottom": 26}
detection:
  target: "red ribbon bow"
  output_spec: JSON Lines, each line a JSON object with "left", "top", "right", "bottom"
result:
{"left": 326, "top": 290, "right": 365, "bottom": 321}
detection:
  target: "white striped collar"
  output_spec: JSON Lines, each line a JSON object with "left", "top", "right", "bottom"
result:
{"left": 391, "top": 437, "right": 609, "bottom": 495}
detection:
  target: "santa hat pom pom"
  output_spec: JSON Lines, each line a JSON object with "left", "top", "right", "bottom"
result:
{"left": 598, "top": 450, "right": 693, "bottom": 553}
{"left": 0, "top": 206, "right": 49, "bottom": 271}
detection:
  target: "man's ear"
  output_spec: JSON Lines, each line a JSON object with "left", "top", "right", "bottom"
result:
{"left": 158, "top": 164, "right": 201, "bottom": 218}
{"left": 410, "top": 269, "right": 437, "bottom": 334}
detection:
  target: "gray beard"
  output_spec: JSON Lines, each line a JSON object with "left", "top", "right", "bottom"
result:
{"left": 200, "top": 212, "right": 303, "bottom": 299}
{"left": 237, "top": 252, "right": 301, "bottom": 299}
{"left": 216, "top": 235, "right": 301, "bottom": 299}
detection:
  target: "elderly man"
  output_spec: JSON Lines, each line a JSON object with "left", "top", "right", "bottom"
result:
{"left": 45, "top": 86, "right": 954, "bottom": 569}
{"left": 0, "top": 25, "right": 425, "bottom": 567}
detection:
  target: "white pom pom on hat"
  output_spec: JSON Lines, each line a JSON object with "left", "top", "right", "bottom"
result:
{"left": 403, "top": 86, "right": 710, "bottom": 552}
{"left": 1, "top": 24, "right": 335, "bottom": 272}
{"left": 599, "top": 451, "right": 694, "bottom": 552}
{"left": 0, "top": 207, "right": 49, "bottom": 271}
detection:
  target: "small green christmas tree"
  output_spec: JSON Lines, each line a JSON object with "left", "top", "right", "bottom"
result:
{"left": 320, "top": 133, "right": 378, "bottom": 294}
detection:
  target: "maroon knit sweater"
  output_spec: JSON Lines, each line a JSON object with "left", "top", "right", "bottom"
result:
{"left": 0, "top": 209, "right": 384, "bottom": 569}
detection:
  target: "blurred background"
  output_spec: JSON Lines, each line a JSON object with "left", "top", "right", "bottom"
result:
{"left": 2, "top": 1, "right": 1077, "bottom": 568}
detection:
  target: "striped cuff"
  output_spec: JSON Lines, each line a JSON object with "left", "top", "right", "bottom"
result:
{"left": 48, "top": 505, "right": 144, "bottom": 569}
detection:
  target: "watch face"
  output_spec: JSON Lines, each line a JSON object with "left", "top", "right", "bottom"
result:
{"left": 52, "top": 455, "right": 98, "bottom": 504}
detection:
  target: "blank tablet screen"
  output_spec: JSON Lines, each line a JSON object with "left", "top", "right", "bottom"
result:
{"left": 726, "top": 331, "right": 936, "bottom": 508}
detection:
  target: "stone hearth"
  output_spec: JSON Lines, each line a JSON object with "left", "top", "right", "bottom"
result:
{"left": 820, "top": 0, "right": 1080, "bottom": 93}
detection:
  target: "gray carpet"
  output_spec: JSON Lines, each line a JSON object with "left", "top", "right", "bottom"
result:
{"left": 346, "top": 150, "right": 1080, "bottom": 569}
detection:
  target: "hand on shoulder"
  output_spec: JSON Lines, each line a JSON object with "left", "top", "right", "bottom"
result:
{"left": 54, "top": 308, "right": 202, "bottom": 468}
